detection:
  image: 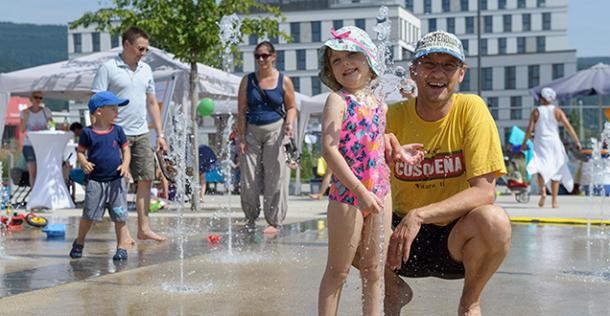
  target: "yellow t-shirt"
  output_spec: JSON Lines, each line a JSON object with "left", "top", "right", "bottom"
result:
{"left": 386, "top": 94, "right": 506, "bottom": 220}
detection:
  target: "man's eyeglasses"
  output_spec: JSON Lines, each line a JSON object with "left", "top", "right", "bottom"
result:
{"left": 32, "top": 96, "right": 43, "bottom": 100}
{"left": 254, "top": 53, "right": 272, "bottom": 60}
{"left": 417, "top": 60, "right": 463, "bottom": 73}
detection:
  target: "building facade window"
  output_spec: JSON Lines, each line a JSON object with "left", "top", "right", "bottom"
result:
{"left": 480, "top": 0, "right": 488, "bottom": 10}
{"left": 482, "top": 67, "right": 493, "bottom": 90}
{"left": 424, "top": 0, "right": 432, "bottom": 14}
{"left": 73, "top": 33, "right": 82, "bottom": 53}
{"left": 484, "top": 16, "right": 493, "bottom": 33}
{"left": 442, "top": 0, "right": 450, "bottom": 12}
{"left": 312, "top": 21, "right": 321, "bottom": 42}
{"left": 518, "top": 0, "right": 526, "bottom": 8}
{"left": 499, "top": 0, "right": 506, "bottom": 9}
{"left": 542, "top": 12, "right": 551, "bottom": 30}
{"left": 311, "top": 76, "right": 321, "bottom": 95}
{"left": 428, "top": 19, "right": 437, "bottom": 32}
{"left": 355, "top": 18, "right": 366, "bottom": 31}
{"left": 111, "top": 33, "right": 119, "bottom": 48}
{"left": 480, "top": 38, "right": 488, "bottom": 56}
{"left": 522, "top": 13, "right": 531, "bottom": 31}
{"left": 276, "top": 50, "right": 285, "bottom": 71}
{"left": 503, "top": 14, "right": 512, "bottom": 32}
{"left": 290, "top": 22, "right": 300, "bottom": 43}
{"left": 528, "top": 65, "right": 540, "bottom": 88}
{"left": 552, "top": 63, "right": 564, "bottom": 79}
{"left": 536, "top": 36, "right": 546, "bottom": 52}
{"left": 505, "top": 66, "right": 516, "bottom": 89}
{"left": 517, "top": 37, "right": 526, "bottom": 53}
{"left": 487, "top": 97, "right": 499, "bottom": 120}
{"left": 92, "top": 32, "right": 101, "bottom": 52}
{"left": 537, "top": 0, "right": 546, "bottom": 7}
{"left": 461, "top": 69, "right": 471, "bottom": 91}
{"left": 292, "top": 77, "right": 300, "bottom": 93}
{"left": 447, "top": 17, "right": 455, "bottom": 33}
{"left": 510, "top": 96, "right": 522, "bottom": 120}
{"left": 297, "top": 49, "right": 306, "bottom": 70}
{"left": 234, "top": 52, "right": 243, "bottom": 73}
{"left": 460, "top": 0, "right": 469, "bottom": 11}
{"left": 462, "top": 39, "right": 469, "bottom": 55}
{"left": 405, "top": 0, "right": 414, "bottom": 11}
{"left": 465, "top": 17, "right": 475, "bottom": 34}
{"left": 333, "top": 20, "right": 343, "bottom": 30}
{"left": 269, "top": 35, "right": 278, "bottom": 44}
{"left": 249, "top": 34, "right": 258, "bottom": 45}
{"left": 498, "top": 37, "right": 507, "bottom": 54}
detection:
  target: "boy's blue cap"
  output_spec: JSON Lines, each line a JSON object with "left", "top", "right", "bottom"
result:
{"left": 88, "top": 91, "right": 129, "bottom": 113}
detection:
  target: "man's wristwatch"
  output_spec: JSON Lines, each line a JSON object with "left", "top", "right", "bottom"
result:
{"left": 158, "top": 133, "right": 165, "bottom": 138}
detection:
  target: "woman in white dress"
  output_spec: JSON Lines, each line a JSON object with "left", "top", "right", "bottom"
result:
{"left": 521, "top": 87, "right": 582, "bottom": 208}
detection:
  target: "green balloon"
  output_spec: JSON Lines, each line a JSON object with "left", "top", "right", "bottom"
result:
{"left": 197, "top": 98, "right": 215, "bottom": 116}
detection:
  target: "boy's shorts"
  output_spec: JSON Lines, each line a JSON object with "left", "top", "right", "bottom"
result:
{"left": 83, "top": 178, "right": 128, "bottom": 222}
{"left": 391, "top": 213, "right": 465, "bottom": 279}
{"left": 22, "top": 145, "right": 36, "bottom": 162}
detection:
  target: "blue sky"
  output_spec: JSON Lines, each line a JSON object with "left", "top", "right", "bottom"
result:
{"left": 0, "top": 0, "right": 608, "bottom": 57}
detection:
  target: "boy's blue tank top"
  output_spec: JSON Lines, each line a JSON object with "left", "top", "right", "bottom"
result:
{"left": 246, "top": 72, "right": 285, "bottom": 125}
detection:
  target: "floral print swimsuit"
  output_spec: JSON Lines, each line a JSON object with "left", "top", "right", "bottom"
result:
{"left": 328, "top": 90, "right": 390, "bottom": 212}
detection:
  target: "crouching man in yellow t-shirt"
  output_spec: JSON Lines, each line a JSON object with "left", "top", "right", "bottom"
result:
{"left": 384, "top": 30, "right": 511, "bottom": 316}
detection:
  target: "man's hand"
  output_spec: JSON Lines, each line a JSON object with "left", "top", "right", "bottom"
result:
{"left": 157, "top": 136, "right": 168, "bottom": 152}
{"left": 284, "top": 122, "right": 294, "bottom": 138}
{"left": 387, "top": 211, "right": 423, "bottom": 270}
{"left": 238, "top": 139, "right": 246, "bottom": 155}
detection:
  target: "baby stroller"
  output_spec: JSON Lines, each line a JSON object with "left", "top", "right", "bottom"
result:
{"left": 504, "top": 153, "right": 530, "bottom": 203}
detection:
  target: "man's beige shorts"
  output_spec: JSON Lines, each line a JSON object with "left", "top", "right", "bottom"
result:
{"left": 127, "top": 133, "right": 155, "bottom": 181}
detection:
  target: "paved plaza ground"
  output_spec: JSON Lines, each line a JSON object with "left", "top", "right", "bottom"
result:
{"left": 1, "top": 194, "right": 610, "bottom": 315}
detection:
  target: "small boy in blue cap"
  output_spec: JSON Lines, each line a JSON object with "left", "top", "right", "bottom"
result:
{"left": 69, "top": 91, "right": 132, "bottom": 261}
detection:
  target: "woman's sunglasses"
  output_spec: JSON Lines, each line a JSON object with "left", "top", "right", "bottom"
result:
{"left": 254, "top": 53, "right": 272, "bottom": 60}
{"left": 32, "top": 96, "right": 43, "bottom": 100}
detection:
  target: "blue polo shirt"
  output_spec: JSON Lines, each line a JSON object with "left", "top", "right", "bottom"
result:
{"left": 91, "top": 54, "right": 155, "bottom": 136}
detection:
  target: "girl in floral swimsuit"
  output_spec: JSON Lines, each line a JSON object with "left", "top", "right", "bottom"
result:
{"left": 317, "top": 26, "right": 423, "bottom": 316}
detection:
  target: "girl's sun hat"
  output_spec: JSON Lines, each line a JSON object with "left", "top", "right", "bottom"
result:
{"left": 319, "top": 26, "right": 380, "bottom": 89}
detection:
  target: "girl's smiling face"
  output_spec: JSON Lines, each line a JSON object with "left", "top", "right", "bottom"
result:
{"left": 329, "top": 50, "right": 372, "bottom": 92}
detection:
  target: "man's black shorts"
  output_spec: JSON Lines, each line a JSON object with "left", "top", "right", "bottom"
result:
{"left": 392, "top": 213, "right": 465, "bottom": 279}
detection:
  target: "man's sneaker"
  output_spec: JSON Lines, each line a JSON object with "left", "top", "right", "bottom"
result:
{"left": 69, "top": 240, "right": 84, "bottom": 259}
{"left": 113, "top": 248, "right": 128, "bottom": 261}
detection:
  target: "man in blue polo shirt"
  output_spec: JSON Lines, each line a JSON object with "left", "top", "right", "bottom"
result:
{"left": 92, "top": 26, "right": 168, "bottom": 242}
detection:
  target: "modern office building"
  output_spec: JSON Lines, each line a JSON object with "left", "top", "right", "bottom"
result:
{"left": 67, "top": 0, "right": 577, "bottom": 143}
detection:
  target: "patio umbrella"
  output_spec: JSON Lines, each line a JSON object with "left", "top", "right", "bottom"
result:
{"left": 531, "top": 63, "right": 610, "bottom": 102}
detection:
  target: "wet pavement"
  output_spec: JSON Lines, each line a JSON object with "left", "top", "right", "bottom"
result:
{"left": 1, "top": 195, "right": 610, "bottom": 315}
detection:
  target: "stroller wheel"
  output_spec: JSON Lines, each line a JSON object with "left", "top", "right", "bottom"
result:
{"left": 515, "top": 191, "right": 530, "bottom": 203}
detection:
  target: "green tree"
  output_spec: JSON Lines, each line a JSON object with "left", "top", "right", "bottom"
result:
{"left": 70, "top": 0, "right": 288, "bottom": 208}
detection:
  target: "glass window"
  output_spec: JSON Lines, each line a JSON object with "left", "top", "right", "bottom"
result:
{"left": 510, "top": 96, "right": 522, "bottom": 120}
{"left": 480, "top": 38, "right": 488, "bottom": 56}
{"left": 522, "top": 13, "right": 531, "bottom": 31}
{"left": 442, "top": 0, "right": 450, "bottom": 12}
{"left": 447, "top": 17, "right": 455, "bottom": 34}
{"left": 537, "top": 0, "right": 546, "bottom": 7}
{"left": 518, "top": 0, "right": 526, "bottom": 8}
{"left": 312, "top": 76, "right": 321, "bottom": 95}
{"left": 73, "top": 33, "right": 82, "bottom": 53}
{"left": 484, "top": 16, "right": 493, "bottom": 33}
{"left": 290, "top": 22, "right": 300, "bottom": 43}
{"left": 462, "top": 39, "right": 469, "bottom": 55}
{"left": 460, "top": 0, "right": 469, "bottom": 11}
{"left": 312, "top": 21, "right": 321, "bottom": 42}
{"left": 482, "top": 67, "right": 493, "bottom": 90}
{"left": 355, "top": 19, "right": 366, "bottom": 31}
{"left": 424, "top": 0, "right": 432, "bottom": 14}
{"left": 292, "top": 77, "right": 300, "bottom": 93}
{"left": 333, "top": 20, "right": 343, "bottom": 30}
{"left": 505, "top": 66, "right": 516, "bottom": 89}
{"left": 498, "top": 0, "right": 506, "bottom": 9}
{"left": 552, "top": 63, "right": 564, "bottom": 79}
{"left": 405, "top": 0, "right": 414, "bottom": 11}
{"left": 428, "top": 19, "right": 437, "bottom": 32}
{"left": 480, "top": 0, "right": 488, "bottom": 10}
{"left": 461, "top": 69, "right": 471, "bottom": 91}
{"left": 234, "top": 52, "right": 243, "bottom": 73}
{"left": 92, "top": 32, "right": 101, "bottom": 52}
{"left": 528, "top": 65, "right": 540, "bottom": 88}
{"left": 297, "top": 49, "right": 306, "bottom": 70}
{"left": 465, "top": 17, "right": 475, "bottom": 34}
{"left": 487, "top": 97, "right": 499, "bottom": 120}
{"left": 503, "top": 14, "right": 512, "bottom": 32}
{"left": 536, "top": 36, "right": 545, "bottom": 52}
{"left": 517, "top": 37, "right": 526, "bottom": 53}
{"left": 276, "top": 50, "right": 285, "bottom": 71}
{"left": 111, "top": 33, "right": 119, "bottom": 48}
{"left": 542, "top": 12, "right": 551, "bottom": 30}
{"left": 498, "top": 38, "right": 507, "bottom": 54}
{"left": 269, "top": 35, "right": 278, "bottom": 44}
{"left": 249, "top": 34, "right": 258, "bottom": 45}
